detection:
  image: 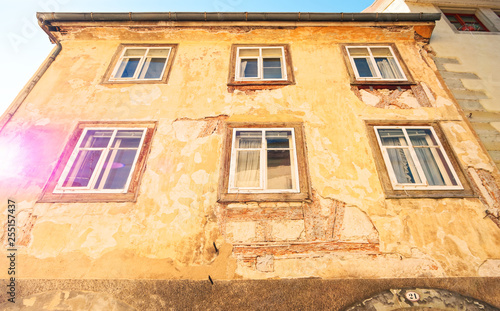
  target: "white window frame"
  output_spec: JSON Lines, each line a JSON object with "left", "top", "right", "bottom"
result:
{"left": 54, "top": 127, "right": 147, "bottom": 194}
{"left": 228, "top": 128, "right": 300, "bottom": 193}
{"left": 235, "top": 47, "right": 287, "bottom": 81}
{"left": 346, "top": 46, "right": 407, "bottom": 81}
{"left": 110, "top": 47, "right": 172, "bottom": 81}
{"left": 374, "top": 126, "right": 463, "bottom": 190}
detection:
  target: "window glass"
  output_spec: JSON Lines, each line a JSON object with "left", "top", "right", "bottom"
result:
{"left": 347, "top": 46, "right": 405, "bottom": 81}
{"left": 124, "top": 49, "right": 147, "bottom": 57}
{"left": 374, "top": 58, "right": 404, "bottom": 79}
{"left": 236, "top": 47, "right": 285, "bottom": 81}
{"left": 263, "top": 58, "right": 282, "bottom": 79}
{"left": 57, "top": 128, "right": 146, "bottom": 193}
{"left": 348, "top": 48, "right": 369, "bottom": 56}
{"left": 95, "top": 149, "right": 138, "bottom": 189}
{"left": 235, "top": 150, "right": 260, "bottom": 188}
{"left": 80, "top": 130, "right": 113, "bottom": 148}
{"left": 262, "top": 48, "right": 282, "bottom": 57}
{"left": 62, "top": 150, "right": 102, "bottom": 188}
{"left": 239, "top": 49, "right": 259, "bottom": 57}
{"left": 376, "top": 127, "right": 461, "bottom": 189}
{"left": 267, "top": 150, "right": 292, "bottom": 189}
{"left": 111, "top": 47, "right": 172, "bottom": 81}
{"left": 230, "top": 128, "right": 297, "bottom": 192}
{"left": 139, "top": 58, "right": 167, "bottom": 79}
{"left": 116, "top": 59, "right": 141, "bottom": 78}
{"left": 354, "top": 58, "right": 375, "bottom": 78}
{"left": 444, "top": 13, "right": 488, "bottom": 31}
{"left": 147, "top": 48, "right": 170, "bottom": 57}
{"left": 240, "top": 59, "right": 258, "bottom": 78}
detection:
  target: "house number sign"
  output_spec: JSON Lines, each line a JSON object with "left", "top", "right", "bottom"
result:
{"left": 405, "top": 291, "right": 420, "bottom": 302}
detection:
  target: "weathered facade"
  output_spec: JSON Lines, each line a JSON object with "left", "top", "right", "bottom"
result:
{"left": 365, "top": 0, "right": 500, "bottom": 171}
{"left": 0, "top": 11, "right": 499, "bottom": 310}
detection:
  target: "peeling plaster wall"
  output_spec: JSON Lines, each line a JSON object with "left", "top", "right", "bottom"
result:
{"left": 1, "top": 23, "right": 500, "bottom": 282}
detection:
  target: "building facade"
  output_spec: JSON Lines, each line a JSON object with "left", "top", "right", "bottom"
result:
{"left": 364, "top": 0, "right": 500, "bottom": 171}
{"left": 0, "top": 11, "right": 500, "bottom": 310}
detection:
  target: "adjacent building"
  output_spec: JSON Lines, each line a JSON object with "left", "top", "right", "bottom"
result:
{"left": 0, "top": 11, "right": 499, "bottom": 310}
{"left": 364, "top": 0, "right": 500, "bottom": 170}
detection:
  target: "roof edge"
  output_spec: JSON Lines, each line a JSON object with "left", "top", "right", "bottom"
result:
{"left": 36, "top": 12, "right": 441, "bottom": 23}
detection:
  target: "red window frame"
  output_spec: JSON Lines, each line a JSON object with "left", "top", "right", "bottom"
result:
{"left": 444, "top": 13, "right": 489, "bottom": 32}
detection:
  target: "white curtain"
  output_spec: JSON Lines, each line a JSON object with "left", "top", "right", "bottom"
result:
{"left": 385, "top": 138, "right": 419, "bottom": 184}
{"left": 375, "top": 58, "right": 403, "bottom": 79}
{"left": 411, "top": 136, "right": 446, "bottom": 186}
{"left": 235, "top": 138, "right": 260, "bottom": 187}
{"left": 240, "top": 60, "right": 248, "bottom": 78}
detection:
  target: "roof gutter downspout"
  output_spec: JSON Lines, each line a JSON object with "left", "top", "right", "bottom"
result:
{"left": 0, "top": 18, "right": 62, "bottom": 133}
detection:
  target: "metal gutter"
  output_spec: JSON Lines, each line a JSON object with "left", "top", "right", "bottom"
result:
{"left": 0, "top": 18, "right": 62, "bottom": 132}
{"left": 36, "top": 12, "right": 441, "bottom": 23}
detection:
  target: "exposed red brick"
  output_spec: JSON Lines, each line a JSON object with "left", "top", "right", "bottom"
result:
{"left": 225, "top": 206, "right": 303, "bottom": 221}
{"left": 233, "top": 241, "right": 380, "bottom": 257}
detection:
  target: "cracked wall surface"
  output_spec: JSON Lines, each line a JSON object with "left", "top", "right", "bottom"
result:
{"left": 0, "top": 21, "right": 499, "bottom": 290}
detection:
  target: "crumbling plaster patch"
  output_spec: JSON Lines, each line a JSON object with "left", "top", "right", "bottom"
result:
{"left": 340, "top": 205, "right": 379, "bottom": 243}
{"left": 442, "top": 122, "right": 494, "bottom": 171}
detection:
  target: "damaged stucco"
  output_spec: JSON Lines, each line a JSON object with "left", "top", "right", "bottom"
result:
{"left": 0, "top": 19, "right": 500, "bottom": 286}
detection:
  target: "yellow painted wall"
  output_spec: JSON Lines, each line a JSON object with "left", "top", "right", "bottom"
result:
{"left": 1, "top": 22, "right": 499, "bottom": 281}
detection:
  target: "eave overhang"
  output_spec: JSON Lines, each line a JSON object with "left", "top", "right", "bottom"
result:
{"left": 37, "top": 12, "right": 441, "bottom": 23}
{"left": 36, "top": 12, "right": 441, "bottom": 43}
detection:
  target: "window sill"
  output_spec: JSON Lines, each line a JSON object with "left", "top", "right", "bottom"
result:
{"left": 37, "top": 192, "right": 138, "bottom": 203}
{"left": 218, "top": 192, "right": 310, "bottom": 203}
{"left": 385, "top": 190, "right": 477, "bottom": 199}
{"left": 227, "top": 80, "right": 294, "bottom": 92}
{"left": 101, "top": 80, "right": 168, "bottom": 85}
{"left": 351, "top": 81, "right": 416, "bottom": 87}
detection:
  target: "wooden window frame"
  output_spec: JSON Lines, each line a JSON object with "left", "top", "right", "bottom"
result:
{"left": 38, "top": 121, "right": 157, "bottom": 203}
{"left": 102, "top": 44, "right": 177, "bottom": 84}
{"left": 444, "top": 13, "right": 490, "bottom": 32}
{"left": 366, "top": 121, "right": 475, "bottom": 199}
{"left": 341, "top": 43, "right": 415, "bottom": 87}
{"left": 218, "top": 122, "right": 311, "bottom": 202}
{"left": 227, "top": 44, "right": 295, "bottom": 89}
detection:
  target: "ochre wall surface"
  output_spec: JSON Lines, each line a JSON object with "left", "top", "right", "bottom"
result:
{"left": 0, "top": 23, "right": 499, "bottom": 282}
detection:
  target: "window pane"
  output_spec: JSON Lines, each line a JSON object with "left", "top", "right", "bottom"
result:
{"left": 239, "top": 49, "right": 259, "bottom": 57}
{"left": 112, "top": 130, "right": 144, "bottom": 148}
{"left": 95, "top": 149, "right": 138, "bottom": 189}
{"left": 375, "top": 57, "right": 404, "bottom": 79}
{"left": 263, "top": 68, "right": 282, "bottom": 79}
{"left": 263, "top": 58, "right": 282, "bottom": 79}
{"left": 236, "top": 131, "right": 262, "bottom": 148}
{"left": 414, "top": 148, "right": 458, "bottom": 186}
{"left": 262, "top": 48, "right": 282, "bottom": 57}
{"left": 235, "top": 150, "right": 260, "bottom": 187}
{"left": 407, "top": 129, "right": 438, "bottom": 146}
{"left": 139, "top": 58, "right": 167, "bottom": 79}
{"left": 387, "top": 148, "right": 422, "bottom": 184}
{"left": 80, "top": 130, "right": 113, "bottom": 148}
{"left": 348, "top": 47, "right": 369, "bottom": 56}
{"left": 116, "top": 58, "right": 141, "bottom": 78}
{"left": 266, "top": 131, "right": 291, "bottom": 148}
{"left": 353, "top": 58, "right": 375, "bottom": 78}
{"left": 263, "top": 58, "right": 281, "bottom": 68}
{"left": 147, "top": 48, "right": 170, "bottom": 57}
{"left": 371, "top": 47, "right": 392, "bottom": 57}
{"left": 378, "top": 129, "right": 408, "bottom": 146}
{"left": 446, "top": 15, "right": 458, "bottom": 22}
{"left": 461, "top": 16, "right": 477, "bottom": 22}
{"left": 124, "top": 48, "right": 147, "bottom": 57}
{"left": 62, "top": 150, "right": 102, "bottom": 187}
{"left": 240, "top": 59, "right": 258, "bottom": 78}
{"left": 267, "top": 150, "right": 292, "bottom": 189}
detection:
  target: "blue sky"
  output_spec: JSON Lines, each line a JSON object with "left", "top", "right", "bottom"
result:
{"left": 0, "top": 0, "right": 374, "bottom": 115}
